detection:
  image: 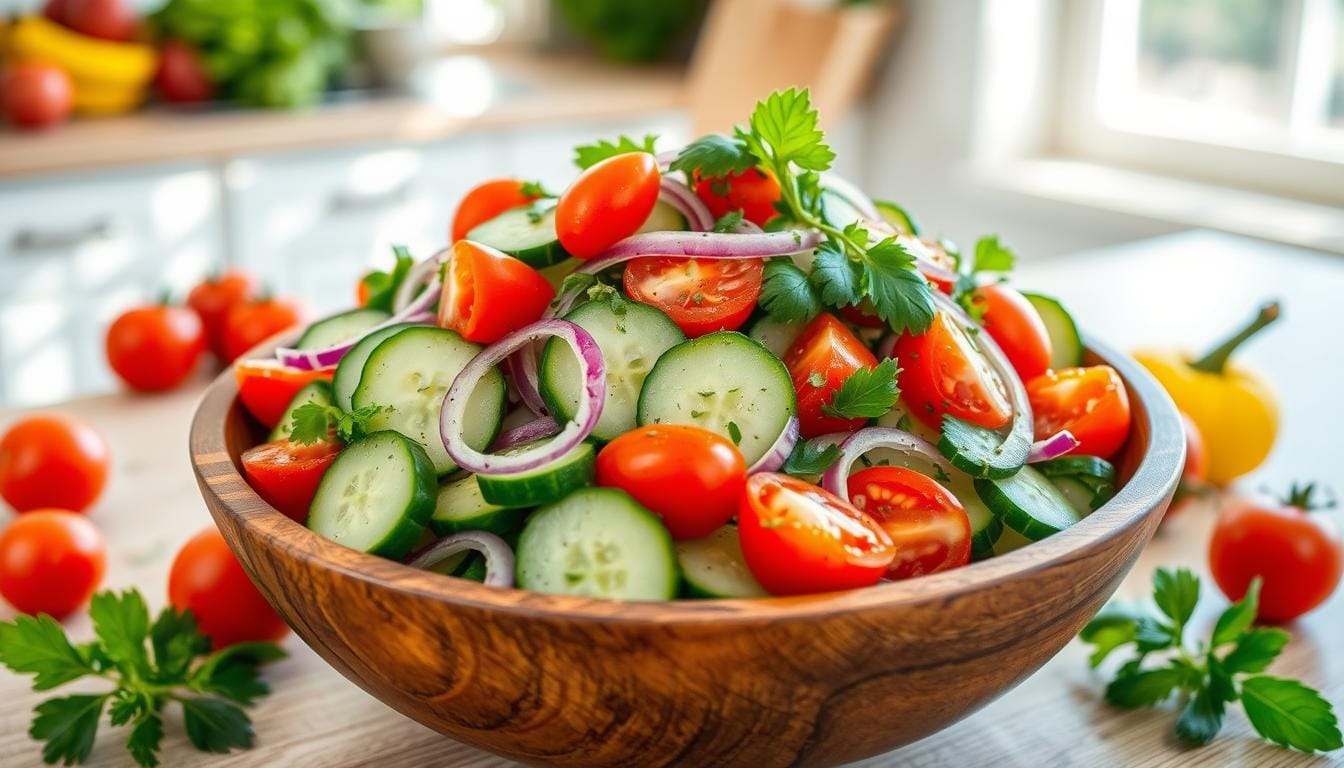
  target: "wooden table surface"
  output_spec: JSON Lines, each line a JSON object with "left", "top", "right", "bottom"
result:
{"left": 1, "top": 230, "right": 1340, "bottom": 767}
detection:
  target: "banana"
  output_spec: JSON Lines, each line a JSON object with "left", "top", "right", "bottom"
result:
{"left": 73, "top": 81, "right": 146, "bottom": 115}
{"left": 7, "top": 16, "right": 158, "bottom": 88}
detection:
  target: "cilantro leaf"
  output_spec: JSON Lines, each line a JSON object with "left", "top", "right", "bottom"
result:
{"left": 1104, "top": 667, "right": 1183, "bottom": 708}
{"left": 337, "top": 405, "right": 385, "bottom": 444}
{"left": 1211, "top": 577, "right": 1261, "bottom": 646}
{"left": 973, "top": 235, "right": 1016, "bottom": 273}
{"left": 670, "top": 134, "right": 755, "bottom": 178}
{"left": 780, "top": 439, "right": 842, "bottom": 478}
{"left": 127, "top": 712, "right": 164, "bottom": 768}
{"left": 287, "top": 403, "right": 335, "bottom": 446}
{"left": 519, "top": 180, "right": 554, "bottom": 199}
{"left": 863, "top": 238, "right": 936, "bottom": 335}
{"left": 809, "top": 240, "right": 863, "bottom": 309}
{"left": 361, "top": 245, "right": 415, "bottom": 313}
{"left": 747, "top": 88, "right": 835, "bottom": 171}
{"left": 712, "top": 210, "right": 745, "bottom": 233}
{"left": 1175, "top": 685, "right": 1225, "bottom": 746}
{"left": 1222, "top": 628, "right": 1290, "bottom": 674}
{"left": 149, "top": 606, "right": 209, "bottom": 682}
{"left": 193, "top": 643, "right": 287, "bottom": 707}
{"left": 573, "top": 134, "right": 658, "bottom": 169}
{"left": 1241, "top": 676, "right": 1343, "bottom": 752}
{"left": 727, "top": 421, "right": 743, "bottom": 446}
{"left": 1152, "top": 567, "right": 1200, "bottom": 641}
{"left": 89, "top": 591, "right": 151, "bottom": 678}
{"left": 1078, "top": 610, "right": 1139, "bottom": 668}
{"left": 822, "top": 359, "right": 901, "bottom": 420}
{"left": 108, "top": 688, "right": 150, "bottom": 726}
{"left": 1134, "top": 616, "right": 1178, "bottom": 651}
{"left": 0, "top": 614, "right": 97, "bottom": 691}
{"left": 759, "top": 260, "right": 822, "bottom": 323}
{"left": 30, "top": 694, "right": 107, "bottom": 766}
{"left": 181, "top": 697, "right": 255, "bottom": 754}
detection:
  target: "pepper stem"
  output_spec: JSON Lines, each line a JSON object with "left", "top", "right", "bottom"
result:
{"left": 1281, "top": 482, "right": 1335, "bottom": 512}
{"left": 1189, "top": 301, "right": 1280, "bottom": 374}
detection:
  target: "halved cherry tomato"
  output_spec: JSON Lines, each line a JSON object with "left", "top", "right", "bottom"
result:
{"left": 595, "top": 425, "right": 746, "bottom": 539}
{"left": 839, "top": 301, "right": 886, "bottom": 329}
{"left": 973, "top": 283, "right": 1052, "bottom": 381}
{"left": 234, "top": 360, "right": 333, "bottom": 429}
{"left": 624, "top": 257, "right": 762, "bottom": 338}
{"left": 895, "top": 312, "right": 1012, "bottom": 431}
{"left": 241, "top": 439, "right": 341, "bottom": 523}
{"left": 187, "top": 270, "right": 257, "bottom": 361}
{"left": 438, "top": 240, "right": 555, "bottom": 344}
{"left": 737, "top": 472, "right": 895, "bottom": 595}
{"left": 556, "top": 153, "right": 660, "bottom": 259}
{"left": 0, "top": 510, "right": 105, "bottom": 619}
{"left": 784, "top": 313, "right": 879, "bottom": 438}
{"left": 692, "top": 168, "right": 781, "bottom": 226}
{"left": 846, "top": 467, "right": 970, "bottom": 580}
{"left": 0, "top": 414, "right": 109, "bottom": 514}
{"left": 169, "top": 528, "right": 288, "bottom": 649}
{"left": 451, "top": 178, "right": 541, "bottom": 242}
{"left": 1027, "top": 366, "right": 1131, "bottom": 458}
{"left": 222, "top": 297, "right": 304, "bottom": 363}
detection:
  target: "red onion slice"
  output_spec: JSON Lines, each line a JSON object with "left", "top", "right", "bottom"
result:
{"left": 503, "top": 351, "right": 550, "bottom": 417}
{"left": 392, "top": 250, "right": 446, "bottom": 313}
{"left": 275, "top": 303, "right": 437, "bottom": 371}
{"left": 490, "top": 416, "right": 560, "bottom": 451}
{"left": 747, "top": 416, "right": 800, "bottom": 474}
{"left": 409, "top": 531, "right": 514, "bottom": 588}
{"left": 820, "top": 427, "right": 953, "bottom": 502}
{"left": 1028, "top": 430, "right": 1080, "bottom": 463}
{"left": 441, "top": 319, "right": 605, "bottom": 475}
{"left": 591, "top": 229, "right": 822, "bottom": 265}
{"left": 658, "top": 177, "right": 714, "bottom": 232}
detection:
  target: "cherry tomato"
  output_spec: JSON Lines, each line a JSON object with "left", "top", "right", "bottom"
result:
{"left": 1027, "top": 366, "right": 1131, "bottom": 459}
{"left": 155, "top": 39, "right": 214, "bottom": 103}
{"left": 838, "top": 300, "right": 886, "bottom": 329}
{"left": 0, "top": 414, "right": 109, "bottom": 514}
{"left": 241, "top": 439, "right": 341, "bottom": 524}
{"left": 595, "top": 425, "right": 746, "bottom": 540}
{"left": 187, "top": 270, "right": 257, "bottom": 361}
{"left": 43, "top": 0, "right": 70, "bottom": 23}
{"left": 692, "top": 168, "right": 781, "bottom": 226}
{"left": 451, "top": 178, "right": 540, "bottom": 242}
{"left": 846, "top": 467, "right": 971, "bottom": 580}
{"left": 438, "top": 240, "right": 555, "bottom": 344}
{"left": 738, "top": 472, "right": 895, "bottom": 595}
{"left": 234, "top": 360, "right": 333, "bottom": 429}
{"left": 222, "top": 297, "right": 304, "bottom": 363}
{"left": 169, "top": 528, "right": 288, "bottom": 649}
{"left": 623, "top": 257, "right": 762, "bottom": 338}
{"left": 1209, "top": 488, "right": 1342, "bottom": 623}
{"left": 972, "top": 283, "right": 1052, "bottom": 381}
{"left": 356, "top": 272, "right": 372, "bottom": 307}
{"left": 105, "top": 304, "right": 206, "bottom": 392}
{"left": 895, "top": 312, "right": 1012, "bottom": 431}
{"left": 0, "top": 510, "right": 105, "bottom": 619}
{"left": 2, "top": 63, "right": 73, "bottom": 130}
{"left": 556, "top": 153, "right": 660, "bottom": 258}
{"left": 784, "top": 313, "right": 879, "bottom": 438}
{"left": 63, "top": 0, "right": 137, "bottom": 41}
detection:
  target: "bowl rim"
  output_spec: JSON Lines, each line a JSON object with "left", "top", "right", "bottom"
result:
{"left": 190, "top": 332, "right": 1184, "bottom": 625}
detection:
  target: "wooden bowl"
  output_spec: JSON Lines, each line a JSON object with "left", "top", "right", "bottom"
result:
{"left": 190, "top": 336, "right": 1184, "bottom": 767}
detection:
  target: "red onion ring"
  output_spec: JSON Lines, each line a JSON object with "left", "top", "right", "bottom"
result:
{"left": 409, "top": 531, "right": 514, "bottom": 588}
{"left": 590, "top": 229, "right": 821, "bottom": 265}
{"left": 658, "top": 177, "right": 714, "bottom": 232}
{"left": 747, "top": 416, "right": 799, "bottom": 474}
{"left": 490, "top": 416, "right": 560, "bottom": 451}
{"left": 820, "top": 427, "right": 953, "bottom": 502}
{"left": 274, "top": 301, "right": 437, "bottom": 371}
{"left": 392, "top": 250, "right": 446, "bottom": 313}
{"left": 1028, "top": 430, "right": 1080, "bottom": 463}
{"left": 503, "top": 351, "right": 550, "bottom": 417}
{"left": 441, "top": 320, "right": 605, "bottom": 475}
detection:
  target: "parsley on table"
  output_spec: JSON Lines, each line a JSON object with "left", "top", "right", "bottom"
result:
{"left": 821, "top": 359, "right": 902, "bottom": 420}
{"left": 1081, "top": 568, "right": 1341, "bottom": 753}
{"left": 0, "top": 590, "right": 285, "bottom": 767}
{"left": 288, "top": 403, "right": 384, "bottom": 445}
{"left": 572, "top": 134, "right": 659, "bottom": 170}
{"left": 780, "top": 438, "right": 842, "bottom": 478}
{"left": 358, "top": 244, "right": 415, "bottom": 313}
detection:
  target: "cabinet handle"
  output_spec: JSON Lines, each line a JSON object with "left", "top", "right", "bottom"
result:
{"left": 10, "top": 219, "right": 114, "bottom": 253}
{"left": 327, "top": 178, "right": 416, "bottom": 213}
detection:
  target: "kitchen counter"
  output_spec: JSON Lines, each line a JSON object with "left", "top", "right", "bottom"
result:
{"left": 0, "top": 231, "right": 1340, "bottom": 767}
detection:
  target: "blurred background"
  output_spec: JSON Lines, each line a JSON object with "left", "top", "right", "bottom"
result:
{"left": 0, "top": 0, "right": 1340, "bottom": 408}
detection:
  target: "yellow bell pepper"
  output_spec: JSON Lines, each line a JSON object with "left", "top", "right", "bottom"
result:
{"left": 1133, "top": 302, "right": 1279, "bottom": 486}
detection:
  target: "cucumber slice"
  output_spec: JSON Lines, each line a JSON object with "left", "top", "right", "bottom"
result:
{"left": 269, "top": 380, "right": 332, "bottom": 441}
{"left": 745, "top": 315, "right": 802, "bottom": 359}
{"left": 295, "top": 308, "right": 391, "bottom": 350}
{"left": 820, "top": 189, "right": 864, "bottom": 229}
{"left": 939, "top": 415, "right": 1031, "bottom": 479}
{"left": 1053, "top": 477, "right": 1099, "bottom": 515}
{"left": 677, "top": 526, "right": 767, "bottom": 598}
{"left": 991, "top": 525, "right": 1033, "bottom": 556}
{"left": 307, "top": 431, "right": 436, "bottom": 559}
{"left": 974, "top": 465, "right": 1084, "bottom": 541}
{"left": 539, "top": 258, "right": 582, "bottom": 292}
{"left": 637, "top": 331, "right": 796, "bottom": 466}
{"left": 874, "top": 200, "right": 921, "bottom": 236}
{"left": 353, "top": 326, "right": 506, "bottom": 476}
{"left": 475, "top": 440, "right": 595, "bottom": 507}
{"left": 1036, "top": 455, "right": 1117, "bottom": 509}
{"left": 1022, "top": 292, "right": 1083, "bottom": 369}
{"left": 467, "top": 202, "right": 569, "bottom": 268}
{"left": 332, "top": 322, "right": 423, "bottom": 412}
{"left": 430, "top": 474, "right": 526, "bottom": 536}
{"left": 540, "top": 299, "right": 685, "bottom": 441}
{"left": 636, "top": 200, "right": 687, "bottom": 233}
{"left": 516, "top": 487, "right": 679, "bottom": 600}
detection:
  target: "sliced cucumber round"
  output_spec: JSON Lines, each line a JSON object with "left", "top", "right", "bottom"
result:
{"left": 636, "top": 200, "right": 687, "bottom": 233}
{"left": 467, "top": 202, "right": 569, "bottom": 268}
{"left": 677, "top": 526, "right": 767, "bottom": 599}
{"left": 974, "top": 465, "right": 1084, "bottom": 541}
{"left": 295, "top": 308, "right": 391, "bottom": 350}
{"left": 307, "top": 430, "right": 436, "bottom": 559}
{"left": 269, "top": 380, "right": 332, "bottom": 442}
{"left": 874, "top": 200, "right": 921, "bottom": 236}
{"left": 476, "top": 440, "right": 595, "bottom": 508}
{"left": 430, "top": 474, "right": 526, "bottom": 536}
{"left": 332, "top": 322, "right": 423, "bottom": 413}
{"left": 745, "top": 314, "right": 802, "bottom": 359}
{"left": 1022, "top": 292, "right": 1083, "bottom": 369}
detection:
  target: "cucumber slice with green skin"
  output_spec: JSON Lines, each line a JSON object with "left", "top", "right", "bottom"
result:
{"left": 637, "top": 331, "right": 796, "bottom": 467}
{"left": 939, "top": 414, "right": 1032, "bottom": 479}
{"left": 1053, "top": 477, "right": 1099, "bottom": 515}
{"left": 974, "top": 465, "right": 1084, "bottom": 541}
{"left": 476, "top": 440, "right": 595, "bottom": 508}
{"left": 1022, "top": 292, "right": 1083, "bottom": 369}
{"left": 873, "top": 200, "right": 921, "bottom": 236}
{"left": 332, "top": 322, "right": 423, "bottom": 413}
{"left": 307, "top": 430, "right": 436, "bottom": 559}
{"left": 295, "top": 308, "right": 392, "bottom": 350}
{"left": 516, "top": 487, "right": 679, "bottom": 600}
{"left": 820, "top": 189, "right": 865, "bottom": 230}
{"left": 353, "top": 326, "right": 505, "bottom": 476}
{"left": 991, "top": 525, "right": 1033, "bottom": 556}
{"left": 636, "top": 200, "right": 688, "bottom": 233}
{"left": 1036, "top": 455, "right": 1117, "bottom": 509}
{"left": 269, "top": 380, "right": 332, "bottom": 441}
{"left": 467, "top": 202, "right": 570, "bottom": 268}
{"left": 540, "top": 299, "right": 685, "bottom": 442}
{"left": 430, "top": 474, "right": 527, "bottom": 536}
{"left": 745, "top": 315, "right": 802, "bottom": 359}
{"left": 677, "top": 526, "right": 767, "bottom": 598}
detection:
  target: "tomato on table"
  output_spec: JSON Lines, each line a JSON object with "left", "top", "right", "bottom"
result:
{"left": 784, "top": 313, "right": 879, "bottom": 438}
{"left": 234, "top": 360, "right": 333, "bottom": 429}
{"left": 438, "top": 240, "right": 555, "bottom": 344}
{"left": 737, "top": 472, "right": 895, "bottom": 595}
{"left": 556, "top": 152, "right": 660, "bottom": 258}
{"left": 241, "top": 439, "right": 341, "bottom": 523}
{"left": 692, "top": 168, "right": 781, "bottom": 226}
{"left": 0, "top": 510, "right": 105, "bottom": 619}
{"left": 222, "top": 296, "right": 304, "bottom": 362}
{"left": 1027, "top": 365, "right": 1131, "bottom": 458}
{"left": 451, "top": 178, "right": 542, "bottom": 242}
{"left": 846, "top": 467, "right": 970, "bottom": 580}
{"left": 105, "top": 303, "right": 206, "bottom": 392}
{"left": 623, "top": 257, "right": 762, "bottom": 338}
{"left": 187, "top": 270, "right": 257, "bottom": 360}
{"left": 155, "top": 39, "right": 214, "bottom": 103}
{"left": 595, "top": 425, "right": 746, "bottom": 540}
{"left": 894, "top": 311, "right": 1012, "bottom": 431}
{"left": 0, "top": 414, "right": 109, "bottom": 513}
{"left": 2, "top": 62, "right": 73, "bottom": 130}
{"left": 972, "top": 283, "right": 1052, "bottom": 381}
{"left": 169, "top": 528, "right": 289, "bottom": 649}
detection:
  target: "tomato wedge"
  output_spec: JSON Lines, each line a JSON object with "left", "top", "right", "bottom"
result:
{"left": 1027, "top": 365, "right": 1131, "bottom": 459}
{"left": 894, "top": 311, "right": 1012, "bottom": 431}
{"left": 234, "top": 360, "right": 333, "bottom": 429}
{"left": 241, "top": 439, "right": 341, "bottom": 523}
{"left": 973, "top": 283, "right": 1052, "bottom": 381}
{"left": 784, "top": 313, "right": 879, "bottom": 438}
{"left": 623, "top": 257, "right": 762, "bottom": 338}
{"left": 556, "top": 152, "right": 660, "bottom": 258}
{"left": 847, "top": 467, "right": 971, "bottom": 579}
{"left": 438, "top": 240, "right": 555, "bottom": 344}
{"left": 737, "top": 472, "right": 895, "bottom": 595}
{"left": 692, "top": 168, "right": 781, "bottom": 226}
{"left": 451, "top": 178, "right": 541, "bottom": 242}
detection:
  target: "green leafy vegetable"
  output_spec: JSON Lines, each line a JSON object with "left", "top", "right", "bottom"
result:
{"left": 809, "top": 241, "right": 863, "bottom": 309}
{"left": 781, "top": 439, "right": 843, "bottom": 478}
{"left": 669, "top": 134, "right": 755, "bottom": 179}
{"left": 712, "top": 211, "right": 745, "bottom": 233}
{"left": 727, "top": 421, "right": 743, "bottom": 446}
{"left": 519, "top": 180, "right": 555, "bottom": 199}
{"left": 952, "top": 235, "right": 1017, "bottom": 320}
{"left": 759, "top": 260, "right": 822, "bottom": 324}
{"left": 573, "top": 134, "right": 659, "bottom": 170}
{"left": 822, "top": 359, "right": 902, "bottom": 420}
{"left": 288, "top": 403, "right": 384, "bottom": 446}
{"left": 359, "top": 245, "right": 415, "bottom": 314}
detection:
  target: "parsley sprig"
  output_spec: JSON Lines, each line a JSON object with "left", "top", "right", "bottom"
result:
{"left": 780, "top": 438, "right": 842, "bottom": 478}
{"left": 952, "top": 235, "right": 1017, "bottom": 321}
{"left": 573, "top": 134, "right": 659, "bottom": 170}
{"left": 358, "top": 245, "right": 415, "bottom": 313}
{"left": 1082, "top": 568, "right": 1341, "bottom": 753}
{"left": 288, "top": 403, "right": 385, "bottom": 445}
{"left": 0, "top": 590, "right": 285, "bottom": 767}
{"left": 822, "top": 359, "right": 902, "bottom": 420}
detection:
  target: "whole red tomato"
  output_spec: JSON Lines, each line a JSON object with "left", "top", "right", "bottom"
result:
{"left": 2, "top": 63, "right": 73, "bottom": 130}
{"left": 973, "top": 283, "right": 1052, "bottom": 382}
{"left": 155, "top": 40, "right": 214, "bottom": 103}
{"left": 0, "top": 510, "right": 105, "bottom": 619}
{"left": 105, "top": 304, "right": 206, "bottom": 392}
{"left": 1209, "top": 485, "right": 1342, "bottom": 623}
{"left": 556, "top": 153, "right": 660, "bottom": 258}
{"left": 0, "top": 414, "right": 109, "bottom": 513}
{"left": 62, "top": 0, "right": 137, "bottom": 41}
{"left": 186, "top": 271, "right": 257, "bottom": 360}
{"left": 168, "top": 527, "right": 289, "bottom": 648}
{"left": 241, "top": 439, "right": 341, "bottom": 523}
{"left": 222, "top": 297, "right": 304, "bottom": 362}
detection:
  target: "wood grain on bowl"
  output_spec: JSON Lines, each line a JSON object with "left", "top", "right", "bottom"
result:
{"left": 190, "top": 336, "right": 1184, "bottom": 768}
